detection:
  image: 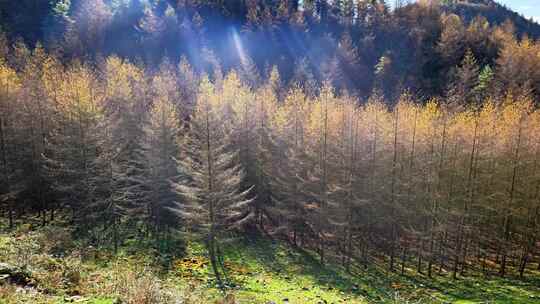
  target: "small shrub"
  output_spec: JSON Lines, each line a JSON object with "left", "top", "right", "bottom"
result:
{"left": 6, "top": 233, "right": 40, "bottom": 269}
{"left": 36, "top": 226, "right": 74, "bottom": 256}
{"left": 61, "top": 256, "right": 82, "bottom": 292}
{"left": 215, "top": 293, "right": 236, "bottom": 304}
{"left": 0, "top": 229, "right": 84, "bottom": 295}
{"left": 29, "top": 254, "right": 83, "bottom": 294}
{"left": 101, "top": 262, "right": 185, "bottom": 304}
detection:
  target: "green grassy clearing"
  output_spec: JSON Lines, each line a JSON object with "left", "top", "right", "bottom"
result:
{"left": 0, "top": 229, "right": 539, "bottom": 303}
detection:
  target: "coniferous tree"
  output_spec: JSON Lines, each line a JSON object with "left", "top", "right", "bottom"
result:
{"left": 0, "top": 57, "right": 21, "bottom": 229}
{"left": 271, "top": 86, "right": 312, "bottom": 246}
{"left": 438, "top": 13, "right": 466, "bottom": 65}
{"left": 65, "top": 0, "right": 112, "bottom": 57}
{"left": 249, "top": 69, "right": 280, "bottom": 228}
{"left": 16, "top": 44, "right": 57, "bottom": 226}
{"left": 98, "top": 56, "right": 149, "bottom": 250}
{"left": 172, "top": 76, "right": 253, "bottom": 286}
{"left": 448, "top": 50, "right": 479, "bottom": 107}
{"left": 44, "top": 62, "right": 103, "bottom": 226}
{"left": 143, "top": 69, "right": 182, "bottom": 241}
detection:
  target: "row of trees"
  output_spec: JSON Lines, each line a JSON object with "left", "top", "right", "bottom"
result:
{"left": 1, "top": 45, "right": 539, "bottom": 283}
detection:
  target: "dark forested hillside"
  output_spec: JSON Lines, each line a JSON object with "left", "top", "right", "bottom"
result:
{"left": 440, "top": 0, "right": 540, "bottom": 38}
{"left": 1, "top": 0, "right": 540, "bottom": 100}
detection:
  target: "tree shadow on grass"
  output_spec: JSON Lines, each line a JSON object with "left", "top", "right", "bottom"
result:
{"left": 391, "top": 267, "right": 540, "bottom": 303}
{"left": 223, "top": 237, "right": 403, "bottom": 302}
{"left": 222, "top": 237, "right": 540, "bottom": 303}
{"left": 432, "top": 274, "right": 540, "bottom": 303}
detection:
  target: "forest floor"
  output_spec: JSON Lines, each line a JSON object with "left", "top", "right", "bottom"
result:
{"left": 0, "top": 225, "right": 539, "bottom": 303}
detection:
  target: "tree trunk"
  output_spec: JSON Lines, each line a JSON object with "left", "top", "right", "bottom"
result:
{"left": 500, "top": 216, "right": 512, "bottom": 277}
{"left": 454, "top": 117, "right": 478, "bottom": 279}
{"left": 401, "top": 246, "right": 407, "bottom": 275}
{"left": 319, "top": 234, "right": 325, "bottom": 265}
{"left": 439, "top": 231, "right": 446, "bottom": 274}
{"left": 453, "top": 227, "right": 461, "bottom": 280}
{"left": 0, "top": 115, "right": 12, "bottom": 229}
{"left": 429, "top": 114, "right": 447, "bottom": 278}
{"left": 500, "top": 119, "right": 523, "bottom": 277}
{"left": 417, "top": 237, "right": 423, "bottom": 274}
{"left": 113, "top": 218, "right": 118, "bottom": 254}
{"left": 428, "top": 234, "right": 435, "bottom": 278}
{"left": 389, "top": 106, "right": 399, "bottom": 272}
{"left": 205, "top": 102, "right": 222, "bottom": 288}
{"left": 346, "top": 222, "right": 353, "bottom": 272}
{"left": 519, "top": 250, "right": 528, "bottom": 278}
{"left": 208, "top": 234, "right": 222, "bottom": 288}
{"left": 461, "top": 233, "right": 469, "bottom": 276}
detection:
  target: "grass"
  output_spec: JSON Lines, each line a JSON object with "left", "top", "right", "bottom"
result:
{"left": 172, "top": 237, "right": 540, "bottom": 303}
{"left": 0, "top": 227, "right": 539, "bottom": 303}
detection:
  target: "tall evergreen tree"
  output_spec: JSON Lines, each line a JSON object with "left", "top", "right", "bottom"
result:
{"left": 171, "top": 76, "right": 253, "bottom": 286}
{"left": 143, "top": 69, "right": 182, "bottom": 240}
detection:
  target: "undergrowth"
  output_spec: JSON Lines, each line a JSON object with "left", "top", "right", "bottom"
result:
{"left": 0, "top": 226, "right": 539, "bottom": 303}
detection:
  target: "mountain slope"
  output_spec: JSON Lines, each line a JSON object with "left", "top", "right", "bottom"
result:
{"left": 438, "top": 0, "right": 540, "bottom": 37}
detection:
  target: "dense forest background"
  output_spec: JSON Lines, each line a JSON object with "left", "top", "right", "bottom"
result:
{"left": 2, "top": 1, "right": 540, "bottom": 298}
{"left": 2, "top": 0, "right": 540, "bottom": 100}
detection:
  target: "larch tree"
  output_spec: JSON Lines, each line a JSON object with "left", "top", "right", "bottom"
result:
{"left": 225, "top": 71, "right": 261, "bottom": 224}
{"left": 143, "top": 69, "right": 182, "bottom": 243}
{"left": 177, "top": 56, "right": 199, "bottom": 115}
{"left": 95, "top": 56, "right": 150, "bottom": 251}
{"left": 270, "top": 85, "right": 312, "bottom": 246}
{"left": 16, "top": 44, "right": 57, "bottom": 226}
{"left": 43, "top": 61, "right": 104, "bottom": 227}
{"left": 249, "top": 68, "right": 280, "bottom": 228}
{"left": 172, "top": 76, "right": 253, "bottom": 287}
{"left": 65, "top": 0, "right": 112, "bottom": 57}
{"left": 438, "top": 13, "right": 466, "bottom": 65}
{"left": 304, "top": 82, "right": 338, "bottom": 265}
{"left": 0, "top": 57, "right": 21, "bottom": 229}
{"left": 448, "top": 49, "right": 479, "bottom": 107}
{"left": 519, "top": 108, "right": 540, "bottom": 277}
{"left": 329, "top": 94, "right": 362, "bottom": 271}
{"left": 498, "top": 98, "right": 531, "bottom": 277}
